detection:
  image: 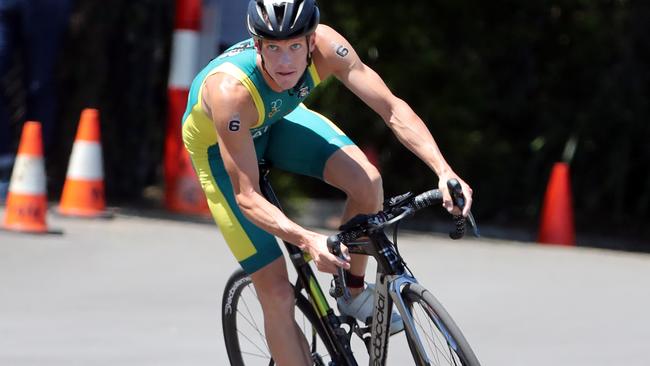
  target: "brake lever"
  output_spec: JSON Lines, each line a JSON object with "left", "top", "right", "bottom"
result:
{"left": 327, "top": 235, "right": 352, "bottom": 301}
{"left": 330, "top": 267, "right": 352, "bottom": 301}
{"left": 466, "top": 211, "right": 481, "bottom": 237}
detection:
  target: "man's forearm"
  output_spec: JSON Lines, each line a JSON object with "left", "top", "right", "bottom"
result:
{"left": 236, "top": 190, "right": 315, "bottom": 249}
{"left": 385, "top": 98, "right": 453, "bottom": 177}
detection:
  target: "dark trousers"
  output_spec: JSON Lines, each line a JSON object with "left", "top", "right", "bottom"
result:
{"left": 0, "top": 0, "right": 72, "bottom": 155}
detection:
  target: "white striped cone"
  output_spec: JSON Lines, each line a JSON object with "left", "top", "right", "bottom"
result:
{"left": 58, "top": 109, "right": 108, "bottom": 217}
{"left": 3, "top": 121, "right": 49, "bottom": 233}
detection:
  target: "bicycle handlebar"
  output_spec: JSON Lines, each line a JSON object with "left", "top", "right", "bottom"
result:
{"left": 327, "top": 179, "right": 479, "bottom": 250}
{"left": 326, "top": 179, "right": 479, "bottom": 301}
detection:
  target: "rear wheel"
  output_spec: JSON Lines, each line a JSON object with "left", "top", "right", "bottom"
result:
{"left": 222, "top": 269, "right": 334, "bottom": 365}
{"left": 401, "top": 283, "right": 481, "bottom": 366}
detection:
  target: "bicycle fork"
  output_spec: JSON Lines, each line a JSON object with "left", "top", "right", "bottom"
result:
{"left": 368, "top": 272, "right": 427, "bottom": 366}
{"left": 388, "top": 274, "right": 432, "bottom": 366}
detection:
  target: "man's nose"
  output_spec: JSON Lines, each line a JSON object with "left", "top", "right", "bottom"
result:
{"left": 279, "top": 51, "right": 291, "bottom": 65}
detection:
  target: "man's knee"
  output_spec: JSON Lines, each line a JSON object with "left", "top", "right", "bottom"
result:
{"left": 254, "top": 278, "right": 295, "bottom": 314}
{"left": 348, "top": 163, "right": 383, "bottom": 207}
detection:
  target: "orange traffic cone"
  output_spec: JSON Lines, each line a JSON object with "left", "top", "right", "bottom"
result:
{"left": 163, "top": 0, "right": 209, "bottom": 216}
{"left": 2, "top": 121, "right": 50, "bottom": 233}
{"left": 164, "top": 90, "right": 209, "bottom": 215}
{"left": 164, "top": 147, "right": 209, "bottom": 215}
{"left": 57, "top": 109, "right": 111, "bottom": 218}
{"left": 538, "top": 162, "right": 575, "bottom": 245}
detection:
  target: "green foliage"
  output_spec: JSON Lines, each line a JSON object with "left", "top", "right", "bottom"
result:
{"left": 305, "top": 0, "right": 649, "bottom": 244}
{"left": 45, "top": 0, "right": 649, "bottom": 246}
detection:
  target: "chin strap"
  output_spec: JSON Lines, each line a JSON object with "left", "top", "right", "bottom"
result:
{"left": 305, "top": 35, "right": 313, "bottom": 67}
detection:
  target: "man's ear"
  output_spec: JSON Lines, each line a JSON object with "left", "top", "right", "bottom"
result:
{"left": 253, "top": 38, "right": 262, "bottom": 52}
{"left": 308, "top": 34, "right": 316, "bottom": 52}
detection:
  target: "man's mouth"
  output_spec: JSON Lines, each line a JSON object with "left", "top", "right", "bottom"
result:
{"left": 277, "top": 71, "right": 295, "bottom": 77}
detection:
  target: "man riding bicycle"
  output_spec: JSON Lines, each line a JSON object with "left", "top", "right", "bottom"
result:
{"left": 182, "top": 1, "right": 473, "bottom": 365}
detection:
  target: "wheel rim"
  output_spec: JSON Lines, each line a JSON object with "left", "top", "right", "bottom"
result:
{"left": 228, "top": 279, "right": 331, "bottom": 365}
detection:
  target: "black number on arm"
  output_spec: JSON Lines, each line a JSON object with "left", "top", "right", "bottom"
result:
{"left": 228, "top": 120, "right": 241, "bottom": 132}
{"left": 336, "top": 45, "right": 349, "bottom": 57}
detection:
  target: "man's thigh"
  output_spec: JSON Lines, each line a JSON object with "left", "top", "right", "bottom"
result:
{"left": 265, "top": 104, "right": 354, "bottom": 179}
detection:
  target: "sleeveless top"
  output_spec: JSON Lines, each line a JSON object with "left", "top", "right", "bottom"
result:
{"left": 182, "top": 38, "right": 321, "bottom": 150}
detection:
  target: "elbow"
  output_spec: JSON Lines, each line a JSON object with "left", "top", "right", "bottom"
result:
{"left": 234, "top": 190, "right": 257, "bottom": 216}
{"left": 384, "top": 97, "right": 407, "bottom": 126}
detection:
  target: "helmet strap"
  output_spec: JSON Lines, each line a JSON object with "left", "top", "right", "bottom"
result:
{"left": 306, "top": 36, "right": 313, "bottom": 67}
{"left": 257, "top": 39, "right": 275, "bottom": 85}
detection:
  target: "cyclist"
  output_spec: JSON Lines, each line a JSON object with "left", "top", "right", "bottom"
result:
{"left": 182, "top": 1, "right": 473, "bottom": 364}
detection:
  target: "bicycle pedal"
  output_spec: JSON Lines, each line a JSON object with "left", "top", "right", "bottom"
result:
{"left": 312, "top": 352, "right": 325, "bottom": 366}
{"left": 334, "top": 327, "right": 347, "bottom": 337}
{"left": 338, "top": 314, "right": 356, "bottom": 326}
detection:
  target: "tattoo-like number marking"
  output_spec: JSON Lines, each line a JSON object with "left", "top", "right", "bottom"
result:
{"left": 336, "top": 45, "right": 349, "bottom": 57}
{"left": 228, "top": 120, "right": 240, "bottom": 131}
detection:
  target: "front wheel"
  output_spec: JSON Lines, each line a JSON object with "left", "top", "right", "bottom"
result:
{"left": 222, "top": 269, "right": 334, "bottom": 365}
{"left": 401, "top": 283, "right": 481, "bottom": 366}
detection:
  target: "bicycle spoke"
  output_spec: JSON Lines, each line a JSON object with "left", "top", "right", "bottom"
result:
{"left": 224, "top": 271, "right": 335, "bottom": 366}
{"left": 421, "top": 307, "right": 448, "bottom": 364}
{"left": 236, "top": 308, "right": 266, "bottom": 339}
{"left": 237, "top": 329, "right": 271, "bottom": 358}
{"left": 241, "top": 286, "right": 270, "bottom": 351}
{"left": 414, "top": 306, "right": 442, "bottom": 364}
{"left": 239, "top": 351, "right": 269, "bottom": 359}
{"left": 412, "top": 301, "right": 460, "bottom": 365}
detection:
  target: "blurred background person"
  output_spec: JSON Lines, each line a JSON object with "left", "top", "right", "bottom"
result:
{"left": 0, "top": 0, "right": 73, "bottom": 202}
{"left": 215, "top": 0, "right": 248, "bottom": 52}
{"left": 201, "top": 0, "right": 249, "bottom": 64}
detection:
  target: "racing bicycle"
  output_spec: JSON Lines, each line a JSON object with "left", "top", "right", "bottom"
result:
{"left": 222, "top": 162, "right": 481, "bottom": 365}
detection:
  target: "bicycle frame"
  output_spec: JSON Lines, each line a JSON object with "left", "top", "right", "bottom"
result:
{"left": 259, "top": 166, "right": 358, "bottom": 365}
{"left": 347, "top": 233, "right": 432, "bottom": 365}
{"left": 259, "top": 165, "right": 436, "bottom": 366}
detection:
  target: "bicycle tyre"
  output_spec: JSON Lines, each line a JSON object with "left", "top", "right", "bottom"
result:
{"left": 222, "top": 269, "right": 336, "bottom": 365}
{"left": 401, "top": 283, "right": 481, "bottom": 366}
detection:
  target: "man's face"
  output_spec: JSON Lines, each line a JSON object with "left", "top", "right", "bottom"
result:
{"left": 257, "top": 36, "right": 313, "bottom": 90}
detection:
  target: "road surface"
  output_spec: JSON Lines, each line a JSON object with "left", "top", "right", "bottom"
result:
{"left": 1, "top": 208, "right": 649, "bottom": 365}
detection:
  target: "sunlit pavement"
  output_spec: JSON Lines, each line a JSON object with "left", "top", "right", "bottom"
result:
{"left": 1, "top": 207, "right": 649, "bottom": 366}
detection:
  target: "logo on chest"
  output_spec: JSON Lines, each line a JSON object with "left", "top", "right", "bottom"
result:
{"left": 289, "top": 81, "right": 311, "bottom": 99}
{"left": 297, "top": 85, "right": 310, "bottom": 98}
{"left": 268, "top": 99, "right": 283, "bottom": 118}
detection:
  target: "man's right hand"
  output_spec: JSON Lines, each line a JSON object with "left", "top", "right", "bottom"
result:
{"left": 304, "top": 232, "right": 350, "bottom": 274}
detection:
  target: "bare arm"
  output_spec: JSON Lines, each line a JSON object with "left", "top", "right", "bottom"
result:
{"left": 204, "top": 74, "right": 349, "bottom": 272}
{"left": 314, "top": 25, "right": 473, "bottom": 214}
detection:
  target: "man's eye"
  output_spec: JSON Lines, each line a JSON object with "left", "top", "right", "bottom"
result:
{"left": 268, "top": 45, "right": 279, "bottom": 51}
{"left": 290, "top": 44, "right": 302, "bottom": 50}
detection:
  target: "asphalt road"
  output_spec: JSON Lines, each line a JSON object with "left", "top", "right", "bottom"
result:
{"left": 1, "top": 208, "right": 649, "bottom": 365}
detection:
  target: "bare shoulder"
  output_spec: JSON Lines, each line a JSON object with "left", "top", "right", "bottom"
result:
{"left": 313, "top": 24, "right": 360, "bottom": 78}
{"left": 202, "top": 72, "right": 258, "bottom": 130}
{"left": 314, "top": 24, "right": 348, "bottom": 46}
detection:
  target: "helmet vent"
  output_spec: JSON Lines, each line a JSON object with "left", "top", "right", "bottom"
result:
{"left": 292, "top": 0, "right": 304, "bottom": 28}
{"left": 274, "top": 4, "right": 286, "bottom": 30}
{"left": 248, "top": 0, "right": 319, "bottom": 40}
{"left": 255, "top": 5, "right": 273, "bottom": 32}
